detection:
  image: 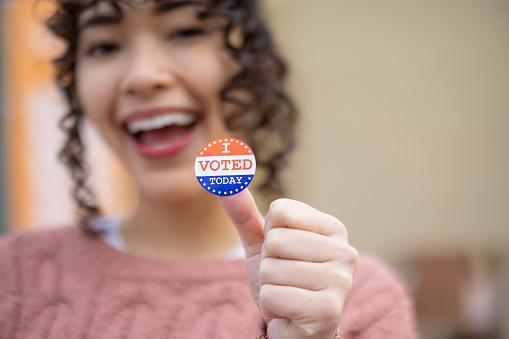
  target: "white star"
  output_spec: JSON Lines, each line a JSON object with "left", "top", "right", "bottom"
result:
{"left": 236, "top": 189, "right": 238, "bottom": 192}
{"left": 213, "top": 190, "right": 216, "bottom": 192}
{"left": 208, "top": 144, "right": 211, "bottom": 147}
{"left": 244, "top": 146, "right": 248, "bottom": 149}
{"left": 235, "top": 140, "right": 239, "bottom": 143}
{"left": 208, "top": 187, "right": 211, "bottom": 190}
{"left": 200, "top": 179, "right": 203, "bottom": 181}
{"left": 200, "top": 152, "right": 203, "bottom": 155}
{"left": 248, "top": 177, "right": 251, "bottom": 180}
{"left": 248, "top": 150, "right": 251, "bottom": 153}
{"left": 241, "top": 186, "right": 244, "bottom": 189}
{"left": 230, "top": 191, "right": 233, "bottom": 194}
{"left": 213, "top": 141, "right": 216, "bottom": 144}
{"left": 244, "top": 182, "right": 248, "bottom": 185}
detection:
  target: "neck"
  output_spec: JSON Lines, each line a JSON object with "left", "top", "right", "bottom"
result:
{"left": 120, "top": 191, "right": 241, "bottom": 260}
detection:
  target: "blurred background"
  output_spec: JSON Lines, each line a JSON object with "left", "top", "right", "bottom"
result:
{"left": 0, "top": 0, "right": 508, "bottom": 338}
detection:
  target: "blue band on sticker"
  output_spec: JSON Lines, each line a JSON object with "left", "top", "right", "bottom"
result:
{"left": 195, "top": 138, "right": 256, "bottom": 196}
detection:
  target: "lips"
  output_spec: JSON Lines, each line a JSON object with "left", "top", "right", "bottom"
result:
{"left": 121, "top": 108, "right": 201, "bottom": 158}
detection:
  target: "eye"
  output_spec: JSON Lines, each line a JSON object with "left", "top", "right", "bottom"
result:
{"left": 170, "top": 27, "right": 205, "bottom": 40}
{"left": 85, "top": 42, "right": 119, "bottom": 57}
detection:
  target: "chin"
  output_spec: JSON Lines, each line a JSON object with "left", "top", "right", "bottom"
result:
{"left": 139, "top": 175, "right": 207, "bottom": 205}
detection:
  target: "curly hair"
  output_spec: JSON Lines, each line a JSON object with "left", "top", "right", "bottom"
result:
{"left": 45, "top": 0, "right": 297, "bottom": 234}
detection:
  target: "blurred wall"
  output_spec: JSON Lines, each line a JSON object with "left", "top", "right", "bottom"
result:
{"left": 265, "top": 0, "right": 509, "bottom": 262}
{"left": 264, "top": 2, "right": 509, "bottom": 335}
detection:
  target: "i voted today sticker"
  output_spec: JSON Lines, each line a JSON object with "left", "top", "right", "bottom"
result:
{"left": 195, "top": 138, "right": 256, "bottom": 196}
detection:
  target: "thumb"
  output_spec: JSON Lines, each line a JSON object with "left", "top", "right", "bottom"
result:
{"left": 218, "top": 188, "right": 265, "bottom": 258}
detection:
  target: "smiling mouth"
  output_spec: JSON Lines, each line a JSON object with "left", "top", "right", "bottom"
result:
{"left": 124, "top": 111, "right": 200, "bottom": 157}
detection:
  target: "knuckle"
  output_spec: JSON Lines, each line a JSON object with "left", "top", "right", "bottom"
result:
{"left": 331, "top": 240, "right": 344, "bottom": 254}
{"left": 327, "top": 264, "right": 355, "bottom": 292}
{"left": 258, "top": 258, "right": 273, "bottom": 282}
{"left": 268, "top": 198, "right": 290, "bottom": 223}
{"left": 332, "top": 242, "right": 359, "bottom": 268}
{"left": 345, "top": 245, "right": 360, "bottom": 268}
{"left": 298, "top": 324, "right": 321, "bottom": 337}
{"left": 269, "top": 198, "right": 291, "bottom": 210}
{"left": 258, "top": 284, "right": 273, "bottom": 305}
{"left": 234, "top": 207, "right": 257, "bottom": 227}
{"left": 338, "top": 271, "right": 354, "bottom": 291}
{"left": 264, "top": 228, "right": 284, "bottom": 253}
{"left": 329, "top": 215, "right": 348, "bottom": 237}
{"left": 318, "top": 294, "right": 343, "bottom": 322}
{"left": 327, "top": 263, "right": 342, "bottom": 280}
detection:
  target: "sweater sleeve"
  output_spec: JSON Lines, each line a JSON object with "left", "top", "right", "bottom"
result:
{"left": 340, "top": 254, "right": 418, "bottom": 338}
{"left": 0, "top": 234, "right": 23, "bottom": 338}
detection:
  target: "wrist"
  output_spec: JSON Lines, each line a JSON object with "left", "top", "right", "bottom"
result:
{"left": 256, "top": 328, "right": 343, "bottom": 339}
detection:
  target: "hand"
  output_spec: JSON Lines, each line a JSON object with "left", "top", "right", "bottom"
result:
{"left": 218, "top": 189, "right": 359, "bottom": 339}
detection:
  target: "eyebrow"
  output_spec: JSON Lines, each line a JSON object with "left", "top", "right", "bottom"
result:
{"left": 78, "top": 15, "right": 120, "bottom": 33}
{"left": 78, "top": 0, "right": 203, "bottom": 33}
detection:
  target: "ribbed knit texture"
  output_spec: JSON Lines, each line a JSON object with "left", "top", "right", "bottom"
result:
{"left": 0, "top": 227, "right": 417, "bottom": 339}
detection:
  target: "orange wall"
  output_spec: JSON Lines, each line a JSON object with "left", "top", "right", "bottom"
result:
{"left": 2, "top": 0, "right": 46, "bottom": 229}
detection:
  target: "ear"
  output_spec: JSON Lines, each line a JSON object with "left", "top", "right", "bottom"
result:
{"left": 227, "top": 24, "right": 244, "bottom": 50}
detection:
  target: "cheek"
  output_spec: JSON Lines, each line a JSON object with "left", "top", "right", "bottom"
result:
{"left": 75, "top": 62, "right": 128, "bottom": 162}
{"left": 76, "top": 63, "right": 116, "bottom": 131}
{"left": 174, "top": 44, "right": 237, "bottom": 105}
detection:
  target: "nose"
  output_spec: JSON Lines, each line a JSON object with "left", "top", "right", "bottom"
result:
{"left": 119, "top": 42, "right": 176, "bottom": 97}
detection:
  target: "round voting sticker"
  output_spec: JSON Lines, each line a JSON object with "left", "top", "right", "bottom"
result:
{"left": 195, "top": 138, "right": 256, "bottom": 196}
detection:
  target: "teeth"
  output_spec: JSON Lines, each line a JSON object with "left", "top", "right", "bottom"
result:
{"left": 127, "top": 113, "right": 196, "bottom": 134}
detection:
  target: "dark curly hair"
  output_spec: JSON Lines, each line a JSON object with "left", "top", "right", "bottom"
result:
{"left": 45, "top": 0, "right": 297, "bottom": 234}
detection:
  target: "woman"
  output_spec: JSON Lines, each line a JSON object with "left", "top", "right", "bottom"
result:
{"left": 0, "top": 0, "right": 416, "bottom": 338}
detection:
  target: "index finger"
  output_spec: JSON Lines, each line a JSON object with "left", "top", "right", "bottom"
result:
{"left": 265, "top": 199, "right": 347, "bottom": 238}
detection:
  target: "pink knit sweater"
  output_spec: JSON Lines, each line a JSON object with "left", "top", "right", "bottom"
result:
{"left": 0, "top": 226, "right": 417, "bottom": 338}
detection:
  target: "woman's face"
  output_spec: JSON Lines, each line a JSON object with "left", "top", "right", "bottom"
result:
{"left": 76, "top": 0, "right": 240, "bottom": 202}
